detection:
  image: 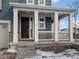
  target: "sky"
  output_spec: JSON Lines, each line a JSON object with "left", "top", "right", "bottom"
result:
{"left": 51, "top": 0, "right": 79, "bottom": 29}
{"left": 52, "top": 0, "right": 74, "bottom": 8}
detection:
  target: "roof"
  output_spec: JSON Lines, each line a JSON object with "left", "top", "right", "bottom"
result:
{"left": 10, "top": 2, "right": 76, "bottom": 12}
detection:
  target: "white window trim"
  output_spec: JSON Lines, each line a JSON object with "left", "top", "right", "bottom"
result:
{"left": 39, "top": 17, "right": 46, "bottom": 29}
{"left": 0, "top": 0, "right": 2, "bottom": 10}
{"left": 27, "top": 0, "right": 34, "bottom": 5}
{"left": 38, "top": 0, "right": 46, "bottom": 6}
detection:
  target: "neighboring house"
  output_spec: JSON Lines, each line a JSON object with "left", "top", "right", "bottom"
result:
{"left": 0, "top": 0, "right": 76, "bottom": 44}
{"left": 73, "top": 24, "right": 79, "bottom": 39}
{"left": 60, "top": 24, "right": 79, "bottom": 40}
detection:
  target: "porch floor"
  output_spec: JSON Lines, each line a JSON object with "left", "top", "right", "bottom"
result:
{"left": 10, "top": 40, "right": 79, "bottom": 47}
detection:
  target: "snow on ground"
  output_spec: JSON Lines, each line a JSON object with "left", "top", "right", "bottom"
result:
{"left": 24, "top": 49, "right": 79, "bottom": 59}
{"left": 6, "top": 48, "right": 17, "bottom": 53}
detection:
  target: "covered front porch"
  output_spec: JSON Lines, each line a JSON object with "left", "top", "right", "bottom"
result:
{"left": 11, "top": 3, "right": 75, "bottom": 43}
{"left": 18, "top": 11, "right": 55, "bottom": 41}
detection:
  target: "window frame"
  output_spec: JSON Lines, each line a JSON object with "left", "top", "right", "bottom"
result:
{"left": 27, "top": 0, "right": 34, "bottom": 5}
{"left": 0, "top": 0, "right": 2, "bottom": 10}
{"left": 39, "top": 17, "right": 46, "bottom": 29}
{"left": 38, "top": 0, "right": 46, "bottom": 6}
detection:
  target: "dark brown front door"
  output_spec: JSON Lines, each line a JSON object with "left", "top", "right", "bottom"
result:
{"left": 21, "top": 17, "right": 29, "bottom": 38}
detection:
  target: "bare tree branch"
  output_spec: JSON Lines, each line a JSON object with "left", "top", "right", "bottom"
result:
{"left": 69, "top": 0, "right": 79, "bottom": 39}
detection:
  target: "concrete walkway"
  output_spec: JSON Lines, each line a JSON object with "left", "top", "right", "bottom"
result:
{"left": 16, "top": 44, "right": 36, "bottom": 59}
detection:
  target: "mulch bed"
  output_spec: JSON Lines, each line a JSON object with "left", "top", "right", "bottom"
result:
{"left": 35, "top": 43, "right": 79, "bottom": 53}
{"left": 39, "top": 45, "right": 66, "bottom": 53}
{"left": 0, "top": 52, "right": 17, "bottom": 59}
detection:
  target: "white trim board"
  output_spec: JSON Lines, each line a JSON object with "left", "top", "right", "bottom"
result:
{"left": 10, "top": 2, "right": 75, "bottom": 12}
{"left": 0, "top": 0, "right": 2, "bottom": 10}
{"left": 27, "top": 0, "right": 34, "bottom": 5}
{"left": 0, "top": 20, "right": 10, "bottom": 32}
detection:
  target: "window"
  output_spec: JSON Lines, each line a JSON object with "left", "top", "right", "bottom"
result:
{"left": 39, "top": 17, "right": 45, "bottom": 29}
{"left": 38, "top": 0, "right": 45, "bottom": 6}
{"left": 27, "top": 0, "right": 34, "bottom": 5}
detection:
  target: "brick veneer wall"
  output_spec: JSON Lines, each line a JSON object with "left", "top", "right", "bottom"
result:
{"left": 9, "top": 32, "right": 21, "bottom": 42}
{"left": 0, "top": 52, "right": 16, "bottom": 59}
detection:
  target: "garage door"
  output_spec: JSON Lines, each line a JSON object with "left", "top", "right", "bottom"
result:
{"left": 0, "top": 23, "right": 9, "bottom": 48}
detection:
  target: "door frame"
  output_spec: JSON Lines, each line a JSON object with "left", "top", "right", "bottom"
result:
{"left": 20, "top": 16, "right": 33, "bottom": 40}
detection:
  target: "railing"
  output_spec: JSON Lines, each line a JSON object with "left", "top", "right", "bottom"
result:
{"left": 38, "top": 31, "right": 54, "bottom": 40}
{"left": 39, "top": 31, "right": 70, "bottom": 40}
{"left": 58, "top": 33, "right": 70, "bottom": 39}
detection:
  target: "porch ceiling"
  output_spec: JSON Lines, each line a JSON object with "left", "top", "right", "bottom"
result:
{"left": 59, "top": 14, "right": 69, "bottom": 20}
{"left": 18, "top": 10, "right": 69, "bottom": 22}
{"left": 10, "top": 2, "right": 75, "bottom": 12}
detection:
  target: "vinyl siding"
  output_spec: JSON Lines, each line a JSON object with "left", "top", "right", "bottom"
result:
{"left": 0, "top": 0, "right": 2, "bottom": 10}
{"left": 19, "top": 0, "right": 26, "bottom": 3}
{"left": 46, "top": 0, "right": 51, "bottom": 6}
{"left": 11, "top": 0, "right": 26, "bottom": 4}
{"left": 34, "top": 0, "right": 38, "bottom": 5}
{"left": 11, "top": 0, "right": 20, "bottom": 3}
{"left": 0, "top": 0, "right": 13, "bottom": 32}
{"left": 0, "top": 0, "right": 13, "bottom": 20}
{"left": 11, "top": 0, "right": 51, "bottom": 6}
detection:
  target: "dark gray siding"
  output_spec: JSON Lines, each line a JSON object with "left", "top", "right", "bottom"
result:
{"left": 0, "top": 0, "right": 13, "bottom": 32}
{"left": 19, "top": 0, "right": 26, "bottom": 3}
{"left": 11, "top": 0, "right": 20, "bottom": 3}
{"left": 34, "top": 0, "right": 38, "bottom": 5}
{"left": 39, "top": 17, "right": 51, "bottom": 31}
{"left": 46, "top": 0, "right": 51, "bottom": 6}
{"left": 45, "top": 17, "right": 51, "bottom": 31}
{"left": 0, "top": 0, "right": 13, "bottom": 20}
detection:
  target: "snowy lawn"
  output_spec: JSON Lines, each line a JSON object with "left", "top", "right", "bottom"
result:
{"left": 24, "top": 49, "right": 79, "bottom": 59}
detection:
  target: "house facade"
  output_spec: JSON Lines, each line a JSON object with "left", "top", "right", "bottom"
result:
{"left": 0, "top": 0, "right": 76, "bottom": 43}
{"left": 73, "top": 24, "right": 79, "bottom": 40}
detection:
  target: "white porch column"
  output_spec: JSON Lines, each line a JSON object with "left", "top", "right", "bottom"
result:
{"left": 70, "top": 13, "right": 74, "bottom": 42}
{"left": 54, "top": 12, "right": 59, "bottom": 42}
{"left": 34, "top": 11, "right": 39, "bottom": 42}
{"left": 13, "top": 8, "right": 18, "bottom": 42}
